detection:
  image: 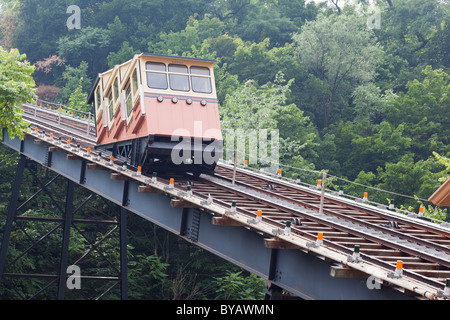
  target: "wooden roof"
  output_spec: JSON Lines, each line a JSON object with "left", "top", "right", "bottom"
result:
{"left": 428, "top": 178, "right": 450, "bottom": 207}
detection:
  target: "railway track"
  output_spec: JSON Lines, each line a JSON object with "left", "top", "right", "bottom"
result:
{"left": 21, "top": 103, "right": 97, "bottom": 147}
{"left": 212, "top": 164, "right": 450, "bottom": 258}
{"left": 198, "top": 165, "right": 450, "bottom": 286}
{"left": 17, "top": 103, "right": 450, "bottom": 299}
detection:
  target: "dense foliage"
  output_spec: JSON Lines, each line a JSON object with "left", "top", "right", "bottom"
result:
{"left": 0, "top": 0, "right": 449, "bottom": 299}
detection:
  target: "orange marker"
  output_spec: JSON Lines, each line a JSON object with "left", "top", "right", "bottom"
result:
{"left": 256, "top": 210, "right": 262, "bottom": 222}
{"left": 166, "top": 178, "right": 175, "bottom": 190}
{"left": 363, "top": 192, "right": 368, "bottom": 202}
{"left": 316, "top": 232, "right": 324, "bottom": 246}
{"left": 419, "top": 206, "right": 424, "bottom": 216}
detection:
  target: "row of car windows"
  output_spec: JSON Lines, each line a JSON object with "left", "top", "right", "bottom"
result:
{"left": 146, "top": 62, "right": 212, "bottom": 94}
{"left": 96, "top": 62, "right": 213, "bottom": 121}
{"left": 95, "top": 68, "right": 139, "bottom": 121}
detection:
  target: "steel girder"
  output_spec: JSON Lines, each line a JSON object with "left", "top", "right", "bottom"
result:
{"left": 0, "top": 130, "right": 127, "bottom": 300}
{"left": 0, "top": 130, "right": 413, "bottom": 300}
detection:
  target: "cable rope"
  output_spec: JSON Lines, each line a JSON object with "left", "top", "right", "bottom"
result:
{"left": 239, "top": 153, "right": 434, "bottom": 204}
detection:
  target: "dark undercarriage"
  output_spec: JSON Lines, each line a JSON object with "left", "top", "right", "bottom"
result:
{"left": 95, "top": 135, "right": 223, "bottom": 176}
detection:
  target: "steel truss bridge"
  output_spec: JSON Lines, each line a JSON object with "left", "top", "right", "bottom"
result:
{"left": 0, "top": 102, "right": 449, "bottom": 300}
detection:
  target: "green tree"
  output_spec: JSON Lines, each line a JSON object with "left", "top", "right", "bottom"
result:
{"left": 214, "top": 270, "right": 264, "bottom": 300}
{"left": 58, "top": 61, "right": 91, "bottom": 103}
{"left": 433, "top": 152, "right": 450, "bottom": 182}
{"left": 293, "top": 11, "right": 383, "bottom": 129}
{"left": 57, "top": 26, "right": 110, "bottom": 78}
{"left": 128, "top": 251, "right": 169, "bottom": 299}
{"left": 349, "top": 121, "right": 412, "bottom": 175}
{"left": 386, "top": 66, "right": 450, "bottom": 159}
{"left": 351, "top": 83, "right": 395, "bottom": 125}
{"left": 374, "top": 0, "right": 449, "bottom": 78}
{"left": 0, "top": 0, "right": 71, "bottom": 63}
{"left": 107, "top": 41, "right": 140, "bottom": 69}
{"left": 232, "top": 1, "right": 297, "bottom": 46}
{"left": 377, "top": 153, "right": 444, "bottom": 208}
{"left": 220, "top": 73, "right": 318, "bottom": 172}
{"left": 148, "top": 14, "right": 227, "bottom": 57}
{"left": 228, "top": 39, "right": 305, "bottom": 86}
{"left": 0, "top": 47, "right": 36, "bottom": 139}
{"left": 67, "top": 77, "right": 89, "bottom": 114}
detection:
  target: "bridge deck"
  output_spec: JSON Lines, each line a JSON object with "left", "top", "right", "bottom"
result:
{"left": 2, "top": 125, "right": 448, "bottom": 300}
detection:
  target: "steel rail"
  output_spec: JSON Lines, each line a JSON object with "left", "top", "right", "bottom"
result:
{"left": 214, "top": 164, "right": 450, "bottom": 245}
{"left": 198, "top": 174, "right": 450, "bottom": 266}
{"left": 212, "top": 165, "right": 450, "bottom": 256}
{"left": 155, "top": 173, "right": 448, "bottom": 291}
{"left": 215, "top": 163, "right": 449, "bottom": 232}
{"left": 22, "top": 114, "right": 97, "bottom": 147}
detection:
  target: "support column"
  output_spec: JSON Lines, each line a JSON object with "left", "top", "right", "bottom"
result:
{"left": 120, "top": 207, "right": 128, "bottom": 300}
{"left": 57, "top": 179, "right": 75, "bottom": 300}
{"left": 120, "top": 180, "right": 129, "bottom": 300}
{"left": 264, "top": 248, "right": 282, "bottom": 300}
{"left": 0, "top": 154, "right": 27, "bottom": 280}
